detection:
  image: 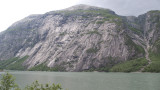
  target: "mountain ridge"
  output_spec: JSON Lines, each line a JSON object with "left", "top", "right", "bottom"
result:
{"left": 0, "top": 4, "right": 160, "bottom": 72}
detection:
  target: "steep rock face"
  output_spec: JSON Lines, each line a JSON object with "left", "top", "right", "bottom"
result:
{"left": 0, "top": 5, "right": 150, "bottom": 71}
{"left": 130, "top": 11, "right": 160, "bottom": 54}
{"left": 143, "top": 11, "right": 160, "bottom": 53}
{"left": 0, "top": 15, "right": 42, "bottom": 60}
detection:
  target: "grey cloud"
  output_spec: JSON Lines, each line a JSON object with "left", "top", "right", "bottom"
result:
{"left": 77, "top": 0, "right": 160, "bottom": 16}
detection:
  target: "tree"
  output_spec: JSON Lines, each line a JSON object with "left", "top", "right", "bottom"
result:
{"left": 25, "top": 80, "right": 62, "bottom": 90}
{"left": 0, "top": 72, "right": 20, "bottom": 90}
{"left": 0, "top": 72, "right": 63, "bottom": 90}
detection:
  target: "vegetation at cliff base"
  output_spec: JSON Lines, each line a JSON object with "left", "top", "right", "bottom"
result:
{"left": 144, "top": 52, "right": 160, "bottom": 72}
{"left": 29, "top": 63, "right": 65, "bottom": 71}
{"left": 6, "top": 56, "right": 29, "bottom": 70}
{"left": 109, "top": 58, "right": 147, "bottom": 72}
{"left": 0, "top": 56, "right": 28, "bottom": 70}
{"left": 0, "top": 57, "right": 19, "bottom": 70}
{"left": 0, "top": 72, "right": 62, "bottom": 90}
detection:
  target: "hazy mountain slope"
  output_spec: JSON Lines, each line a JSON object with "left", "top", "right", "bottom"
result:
{"left": 0, "top": 5, "right": 159, "bottom": 72}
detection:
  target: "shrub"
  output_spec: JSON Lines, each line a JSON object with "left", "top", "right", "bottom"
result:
{"left": 96, "top": 20, "right": 105, "bottom": 24}
{"left": 86, "top": 30, "right": 101, "bottom": 35}
{"left": 0, "top": 72, "right": 20, "bottom": 90}
{"left": 125, "top": 35, "right": 145, "bottom": 56}
{"left": 25, "top": 80, "right": 62, "bottom": 90}
{"left": 109, "top": 58, "right": 147, "bottom": 72}
{"left": 6, "top": 56, "right": 29, "bottom": 70}
{"left": 143, "top": 52, "right": 160, "bottom": 72}
{"left": 0, "top": 56, "right": 29, "bottom": 70}
{"left": 0, "top": 72, "right": 63, "bottom": 90}
{"left": 128, "top": 26, "right": 142, "bottom": 35}
{"left": 86, "top": 48, "right": 99, "bottom": 53}
{"left": 29, "top": 63, "right": 65, "bottom": 71}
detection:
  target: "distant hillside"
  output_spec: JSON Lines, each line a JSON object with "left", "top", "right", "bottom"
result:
{"left": 0, "top": 4, "right": 160, "bottom": 72}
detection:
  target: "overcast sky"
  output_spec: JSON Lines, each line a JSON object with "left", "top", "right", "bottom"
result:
{"left": 0, "top": 0, "right": 160, "bottom": 32}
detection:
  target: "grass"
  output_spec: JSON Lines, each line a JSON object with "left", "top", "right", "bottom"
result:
{"left": 128, "top": 26, "right": 142, "bottom": 35}
{"left": 148, "top": 11, "right": 160, "bottom": 29}
{"left": 56, "top": 9, "right": 122, "bottom": 23}
{"left": 29, "top": 63, "right": 51, "bottom": 71}
{"left": 109, "top": 58, "right": 147, "bottom": 72}
{"left": 96, "top": 18, "right": 111, "bottom": 24}
{"left": 143, "top": 52, "right": 160, "bottom": 72}
{"left": 0, "top": 56, "right": 29, "bottom": 70}
{"left": 96, "top": 20, "right": 105, "bottom": 24}
{"left": 86, "top": 30, "right": 101, "bottom": 35}
{"left": 0, "top": 57, "right": 19, "bottom": 69}
{"left": 156, "top": 21, "right": 160, "bottom": 28}
{"left": 143, "top": 39, "right": 160, "bottom": 72}
{"left": 149, "top": 10, "right": 160, "bottom": 14}
{"left": 29, "top": 62, "right": 65, "bottom": 71}
{"left": 6, "top": 56, "right": 29, "bottom": 70}
{"left": 59, "top": 32, "right": 67, "bottom": 36}
{"left": 86, "top": 48, "right": 99, "bottom": 53}
{"left": 153, "top": 39, "right": 160, "bottom": 50}
{"left": 57, "top": 9, "right": 117, "bottom": 18}
{"left": 125, "top": 35, "right": 145, "bottom": 57}
{"left": 55, "top": 8, "right": 124, "bottom": 28}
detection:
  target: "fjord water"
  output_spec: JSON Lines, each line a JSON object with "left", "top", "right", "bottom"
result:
{"left": 0, "top": 71, "right": 160, "bottom": 90}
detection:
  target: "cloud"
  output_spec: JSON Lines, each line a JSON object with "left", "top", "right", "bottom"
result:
{"left": 77, "top": 0, "right": 160, "bottom": 16}
{"left": 0, "top": 0, "right": 160, "bottom": 32}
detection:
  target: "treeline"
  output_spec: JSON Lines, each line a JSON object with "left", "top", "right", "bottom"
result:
{"left": 0, "top": 72, "right": 63, "bottom": 90}
{"left": 1, "top": 55, "right": 160, "bottom": 72}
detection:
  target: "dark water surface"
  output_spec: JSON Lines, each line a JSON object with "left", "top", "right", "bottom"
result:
{"left": 0, "top": 71, "right": 160, "bottom": 90}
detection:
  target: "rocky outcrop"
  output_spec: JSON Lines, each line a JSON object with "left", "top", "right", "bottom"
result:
{"left": 0, "top": 4, "right": 159, "bottom": 71}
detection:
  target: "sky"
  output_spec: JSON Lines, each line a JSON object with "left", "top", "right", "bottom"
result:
{"left": 0, "top": 0, "right": 160, "bottom": 32}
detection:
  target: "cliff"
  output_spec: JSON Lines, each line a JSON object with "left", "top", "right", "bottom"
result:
{"left": 0, "top": 5, "right": 160, "bottom": 72}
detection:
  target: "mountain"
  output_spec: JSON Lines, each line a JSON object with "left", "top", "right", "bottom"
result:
{"left": 0, "top": 4, "right": 160, "bottom": 72}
